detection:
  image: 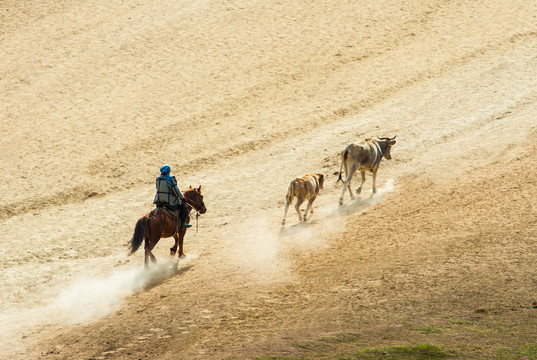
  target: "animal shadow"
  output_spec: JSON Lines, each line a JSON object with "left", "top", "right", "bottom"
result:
{"left": 330, "top": 192, "right": 381, "bottom": 218}
{"left": 142, "top": 263, "right": 193, "bottom": 291}
{"left": 279, "top": 217, "right": 316, "bottom": 237}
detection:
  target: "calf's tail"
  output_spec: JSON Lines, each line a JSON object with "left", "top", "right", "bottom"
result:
{"left": 285, "top": 180, "right": 296, "bottom": 204}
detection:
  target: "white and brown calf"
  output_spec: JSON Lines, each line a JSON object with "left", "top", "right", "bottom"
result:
{"left": 282, "top": 173, "right": 324, "bottom": 226}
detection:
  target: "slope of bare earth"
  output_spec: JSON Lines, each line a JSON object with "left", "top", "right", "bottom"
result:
{"left": 1, "top": 1, "right": 537, "bottom": 359}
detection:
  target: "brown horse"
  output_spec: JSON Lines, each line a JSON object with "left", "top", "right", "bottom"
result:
{"left": 129, "top": 186, "right": 207, "bottom": 266}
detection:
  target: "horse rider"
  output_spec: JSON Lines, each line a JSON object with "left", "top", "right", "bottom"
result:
{"left": 153, "top": 164, "right": 192, "bottom": 229}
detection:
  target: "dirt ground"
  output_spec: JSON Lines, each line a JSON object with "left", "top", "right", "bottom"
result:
{"left": 1, "top": 1, "right": 537, "bottom": 359}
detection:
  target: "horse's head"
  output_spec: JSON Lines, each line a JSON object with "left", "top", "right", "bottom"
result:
{"left": 184, "top": 185, "right": 207, "bottom": 214}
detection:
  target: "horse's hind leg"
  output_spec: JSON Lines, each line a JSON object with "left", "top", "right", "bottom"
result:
{"left": 144, "top": 235, "right": 158, "bottom": 266}
{"left": 144, "top": 247, "right": 156, "bottom": 267}
{"left": 170, "top": 235, "right": 179, "bottom": 257}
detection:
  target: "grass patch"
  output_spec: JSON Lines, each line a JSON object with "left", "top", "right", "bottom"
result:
{"left": 421, "top": 326, "right": 442, "bottom": 334}
{"left": 405, "top": 323, "right": 442, "bottom": 334}
{"left": 521, "top": 345, "right": 537, "bottom": 359}
{"left": 342, "top": 344, "right": 455, "bottom": 360}
{"left": 255, "top": 342, "right": 454, "bottom": 360}
{"left": 293, "top": 340, "right": 330, "bottom": 352}
{"left": 318, "top": 333, "right": 360, "bottom": 344}
{"left": 254, "top": 357, "right": 308, "bottom": 360}
{"left": 495, "top": 345, "right": 537, "bottom": 360}
{"left": 448, "top": 318, "right": 472, "bottom": 326}
{"left": 292, "top": 333, "right": 359, "bottom": 353}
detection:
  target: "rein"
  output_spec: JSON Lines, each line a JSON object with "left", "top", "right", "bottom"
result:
{"left": 184, "top": 197, "right": 203, "bottom": 211}
{"left": 184, "top": 197, "right": 203, "bottom": 233}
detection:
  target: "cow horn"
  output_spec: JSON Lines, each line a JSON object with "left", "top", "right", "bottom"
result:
{"left": 390, "top": 135, "right": 397, "bottom": 140}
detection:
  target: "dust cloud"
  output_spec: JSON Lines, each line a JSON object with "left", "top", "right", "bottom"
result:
{"left": 49, "top": 259, "right": 181, "bottom": 324}
{"left": 226, "top": 179, "right": 395, "bottom": 283}
{"left": 227, "top": 217, "right": 291, "bottom": 283}
{"left": 0, "top": 258, "right": 188, "bottom": 355}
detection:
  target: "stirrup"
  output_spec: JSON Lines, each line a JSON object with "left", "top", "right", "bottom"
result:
{"left": 181, "top": 224, "right": 193, "bottom": 229}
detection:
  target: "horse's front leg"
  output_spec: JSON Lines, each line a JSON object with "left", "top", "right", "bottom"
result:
{"left": 177, "top": 229, "right": 187, "bottom": 258}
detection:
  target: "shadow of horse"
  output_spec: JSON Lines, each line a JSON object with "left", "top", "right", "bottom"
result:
{"left": 141, "top": 262, "right": 194, "bottom": 292}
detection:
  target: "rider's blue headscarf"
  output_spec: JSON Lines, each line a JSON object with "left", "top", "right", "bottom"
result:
{"left": 159, "top": 164, "right": 173, "bottom": 187}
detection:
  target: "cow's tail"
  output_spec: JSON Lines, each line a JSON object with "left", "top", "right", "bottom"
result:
{"left": 285, "top": 180, "right": 296, "bottom": 204}
{"left": 129, "top": 216, "right": 149, "bottom": 255}
{"left": 336, "top": 147, "right": 349, "bottom": 183}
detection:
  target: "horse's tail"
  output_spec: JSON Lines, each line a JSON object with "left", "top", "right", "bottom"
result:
{"left": 129, "top": 216, "right": 149, "bottom": 255}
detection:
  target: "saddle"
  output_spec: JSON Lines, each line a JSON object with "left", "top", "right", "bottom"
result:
{"left": 157, "top": 206, "right": 180, "bottom": 220}
{"left": 154, "top": 203, "right": 191, "bottom": 230}
{"left": 153, "top": 203, "right": 180, "bottom": 222}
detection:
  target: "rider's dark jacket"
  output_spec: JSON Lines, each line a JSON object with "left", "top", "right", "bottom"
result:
{"left": 153, "top": 175, "right": 185, "bottom": 210}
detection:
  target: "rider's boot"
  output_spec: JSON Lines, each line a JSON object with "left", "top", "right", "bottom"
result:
{"left": 181, "top": 219, "right": 192, "bottom": 229}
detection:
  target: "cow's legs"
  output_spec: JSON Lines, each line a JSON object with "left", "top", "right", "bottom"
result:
{"left": 295, "top": 198, "right": 304, "bottom": 221}
{"left": 304, "top": 197, "right": 315, "bottom": 221}
{"left": 282, "top": 197, "right": 291, "bottom": 225}
{"left": 339, "top": 164, "right": 357, "bottom": 205}
{"left": 356, "top": 171, "right": 366, "bottom": 195}
{"left": 372, "top": 169, "right": 378, "bottom": 193}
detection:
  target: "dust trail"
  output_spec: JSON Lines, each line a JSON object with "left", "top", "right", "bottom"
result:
{"left": 328, "top": 178, "right": 395, "bottom": 218}
{"left": 227, "top": 180, "right": 395, "bottom": 284}
{"left": 0, "top": 258, "right": 188, "bottom": 357}
{"left": 48, "top": 259, "right": 182, "bottom": 324}
{"left": 227, "top": 217, "right": 292, "bottom": 283}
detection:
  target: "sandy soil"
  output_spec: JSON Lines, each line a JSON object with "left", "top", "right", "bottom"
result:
{"left": 1, "top": 0, "right": 537, "bottom": 359}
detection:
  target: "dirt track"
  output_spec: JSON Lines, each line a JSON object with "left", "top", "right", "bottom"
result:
{"left": 2, "top": 1, "right": 537, "bottom": 359}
